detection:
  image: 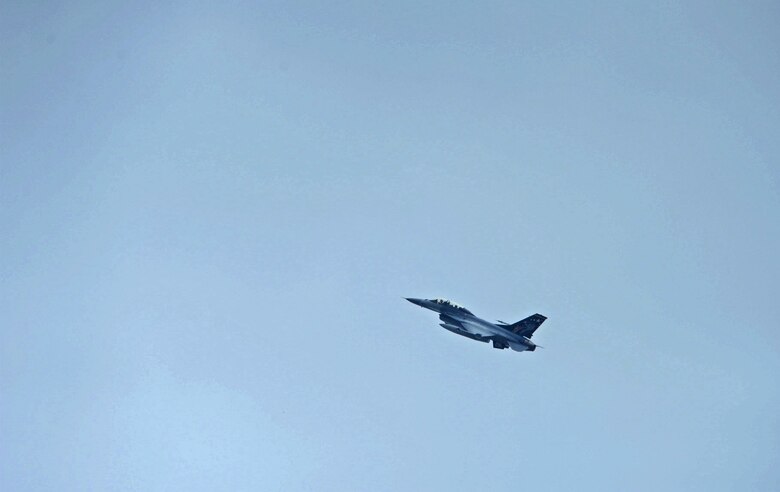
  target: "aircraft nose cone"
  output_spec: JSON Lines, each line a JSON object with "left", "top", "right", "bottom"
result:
{"left": 405, "top": 297, "right": 426, "bottom": 307}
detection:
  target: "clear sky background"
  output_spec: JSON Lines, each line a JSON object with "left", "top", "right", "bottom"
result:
{"left": 2, "top": 2, "right": 779, "bottom": 490}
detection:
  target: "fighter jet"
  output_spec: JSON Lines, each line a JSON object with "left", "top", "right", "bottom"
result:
{"left": 406, "top": 297, "right": 547, "bottom": 352}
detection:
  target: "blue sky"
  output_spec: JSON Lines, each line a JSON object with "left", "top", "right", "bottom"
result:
{"left": 2, "top": 2, "right": 779, "bottom": 490}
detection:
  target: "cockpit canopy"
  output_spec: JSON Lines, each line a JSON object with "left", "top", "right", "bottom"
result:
{"left": 431, "top": 298, "right": 473, "bottom": 314}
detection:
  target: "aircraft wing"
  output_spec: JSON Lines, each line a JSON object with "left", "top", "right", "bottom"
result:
{"left": 439, "top": 314, "right": 493, "bottom": 337}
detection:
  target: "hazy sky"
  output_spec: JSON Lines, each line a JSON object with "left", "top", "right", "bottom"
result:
{"left": 2, "top": 2, "right": 779, "bottom": 490}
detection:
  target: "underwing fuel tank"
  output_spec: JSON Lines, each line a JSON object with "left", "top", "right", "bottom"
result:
{"left": 439, "top": 323, "right": 488, "bottom": 343}
{"left": 439, "top": 323, "right": 462, "bottom": 332}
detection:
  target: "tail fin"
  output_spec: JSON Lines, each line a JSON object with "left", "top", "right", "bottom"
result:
{"left": 506, "top": 314, "right": 547, "bottom": 338}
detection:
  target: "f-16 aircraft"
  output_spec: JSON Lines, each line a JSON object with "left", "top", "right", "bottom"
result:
{"left": 406, "top": 297, "right": 547, "bottom": 352}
